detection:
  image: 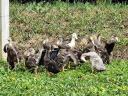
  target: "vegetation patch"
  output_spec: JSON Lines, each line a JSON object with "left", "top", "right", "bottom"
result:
{"left": 10, "top": 2, "right": 128, "bottom": 59}
{"left": 0, "top": 2, "right": 126, "bottom": 95}
{"left": 4, "top": 2, "right": 128, "bottom": 95}
{"left": 0, "top": 60, "right": 128, "bottom": 95}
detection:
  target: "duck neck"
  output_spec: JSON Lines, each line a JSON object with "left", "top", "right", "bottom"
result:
{"left": 60, "top": 38, "right": 63, "bottom": 45}
{"left": 70, "top": 37, "right": 76, "bottom": 47}
{"left": 8, "top": 41, "right": 13, "bottom": 47}
{"left": 44, "top": 50, "right": 49, "bottom": 59}
{"left": 57, "top": 38, "right": 63, "bottom": 45}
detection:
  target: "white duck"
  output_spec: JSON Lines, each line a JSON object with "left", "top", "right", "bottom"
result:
{"left": 81, "top": 51, "right": 106, "bottom": 72}
{"left": 67, "top": 33, "right": 78, "bottom": 49}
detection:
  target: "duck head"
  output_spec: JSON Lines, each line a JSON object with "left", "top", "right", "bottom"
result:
{"left": 72, "top": 33, "right": 78, "bottom": 40}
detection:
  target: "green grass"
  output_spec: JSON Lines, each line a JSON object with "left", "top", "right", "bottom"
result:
{"left": 3, "top": 2, "right": 127, "bottom": 95}
{"left": 0, "top": 60, "right": 128, "bottom": 95}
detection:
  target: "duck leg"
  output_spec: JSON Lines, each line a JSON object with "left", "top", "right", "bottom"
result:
{"left": 62, "top": 55, "right": 70, "bottom": 71}
{"left": 9, "top": 61, "right": 15, "bottom": 70}
{"left": 7, "top": 62, "right": 10, "bottom": 72}
{"left": 34, "top": 66, "right": 38, "bottom": 74}
{"left": 91, "top": 66, "right": 94, "bottom": 73}
{"left": 69, "top": 53, "right": 78, "bottom": 67}
{"left": 47, "top": 71, "right": 54, "bottom": 76}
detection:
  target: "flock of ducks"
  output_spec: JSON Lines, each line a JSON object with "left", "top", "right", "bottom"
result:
{"left": 3, "top": 33, "right": 118, "bottom": 75}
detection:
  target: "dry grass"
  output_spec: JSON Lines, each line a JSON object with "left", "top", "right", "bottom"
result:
{"left": 10, "top": 2, "right": 128, "bottom": 59}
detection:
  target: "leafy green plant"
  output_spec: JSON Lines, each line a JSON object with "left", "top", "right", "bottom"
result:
{"left": 0, "top": 60, "right": 128, "bottom": 95}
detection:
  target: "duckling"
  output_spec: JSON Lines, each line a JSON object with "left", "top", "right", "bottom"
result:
{"left": 3, "top": 37, "right": 22, "bottom": 70}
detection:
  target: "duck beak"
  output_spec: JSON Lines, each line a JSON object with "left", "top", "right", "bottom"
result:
{"left": 76, "top": 38, "right": 79, "bottom": 42}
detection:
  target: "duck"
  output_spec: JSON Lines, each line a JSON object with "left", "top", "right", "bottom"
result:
{"left": 43, "top": 45, "right": 63, "bottom": 74}
{"left": 81, "top": 51, "right": 106, "bottom": 72}
{"left": 38, "top": 49, "right": 46, "bottom": 66}
{"left": 24, "top": 48, "right": 41, "bottom": 74}
{"left": 57, "top": 33, "right": 78, "bottom": 50}
{"left": 3, "top": 37, "right": 22, "bottom": 70}
{"left": 105, "top": 35, "right": 119, "bottom": 56}
{"left": 90, "top": 34, "right": 119, "bottom": 64}
{"left": 67, "top": 33, "right": 78, "bottom": 49}
{"left": 43, "top": 43, "right": 78, "bottom": 74}
{"left": 89, "top": 34, "right": 110, "bottom": 64}
{"left": 36, "top": 37, "right": 61, "bottom": 67}
{"left": 68, "top": 35, "right": 94, "bottom": 64}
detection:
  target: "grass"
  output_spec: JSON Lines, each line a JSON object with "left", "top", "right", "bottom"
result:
{"left": 0, "top": 60, "right": 128, "bottom": 95}
{"left": 0, "top": 1, "right": 127, "bottom": 95}
{"left": 10, "top": 2, "right": 128, "bottom": 59}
